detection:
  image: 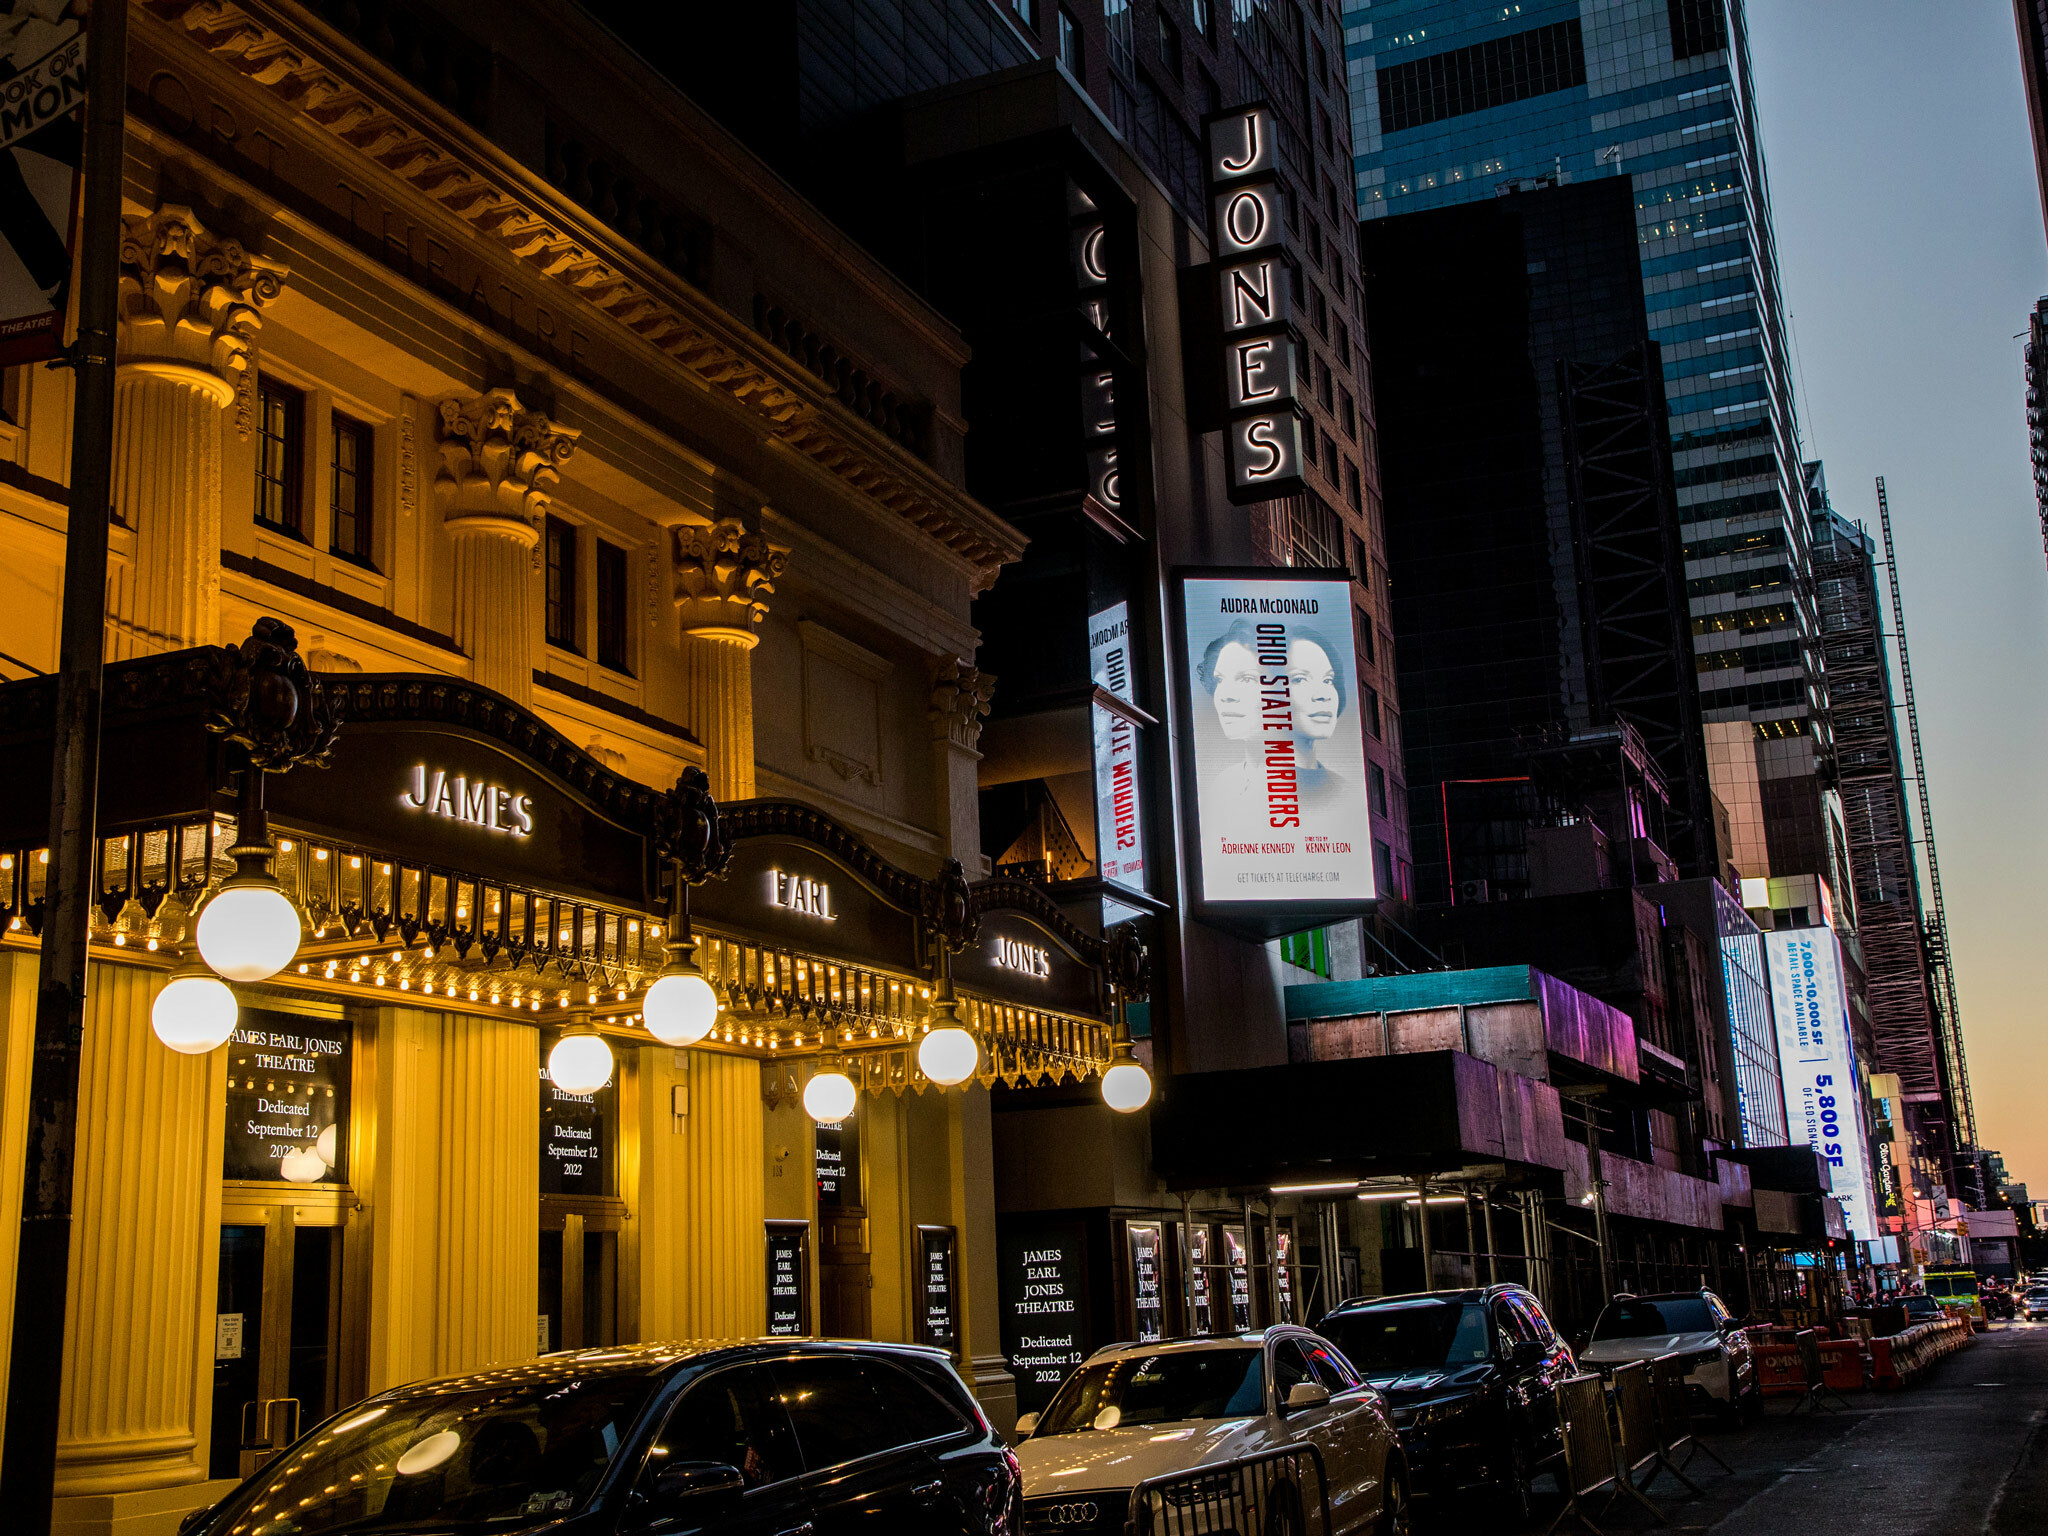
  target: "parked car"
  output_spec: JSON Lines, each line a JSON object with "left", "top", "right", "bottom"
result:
{"left": 1901, "top": 1293, "right": 1946, "bottom": 1325}
{"left": 1013, "top": 1327, "right": 1408, "bottom": 1536}
{"left": 1579, "top": 1290, "right": 1756, "bottom": 1419}
{"left": 176, "top": 1341, "right": 1022, "bottom": 1536}
{"left": 2020, "top": 1288, "right": 2048, "bottom": 1322}
{"left": 1314, "top": 1284, "right": 1572, "bottom": 1520}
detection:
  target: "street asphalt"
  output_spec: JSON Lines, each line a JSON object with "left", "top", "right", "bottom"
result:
{"left": 1433, "top": 1321, "right": 2048, "bottom": 1535}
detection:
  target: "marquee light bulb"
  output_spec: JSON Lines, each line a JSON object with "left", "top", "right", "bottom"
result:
{"left": 918, "top": 1026, "right": 979, "bottom": 1087}
{"left": 151, "top": 972, "right": 237, "bottom": 1055}
{"left": 1101, "top": 1059, "right": 1152, "bottom": 1113}
{"left": 549, "top": 1033, "right": 614, "bottom": 1095}
{"left": 643, "top": 970, "right": 719, "bottom": 1046}
{"left": 195, "top": 883, "right": 304, "bottom": 982}
{"left": 803, "top": 1070, "right": 857, "bottom": 1124}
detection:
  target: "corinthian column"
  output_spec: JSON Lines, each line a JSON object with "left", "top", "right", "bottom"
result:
{"left": 435, "top": 389, "right": 579, "bottom": 704}
{"left": 109, "top": 206, "right": 285, "bottom": 659}
{"left": 673, "top": 518, "right": 786, "bottom": 801}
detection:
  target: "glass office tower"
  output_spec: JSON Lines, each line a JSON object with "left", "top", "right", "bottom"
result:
{"left": 1343, "top": 0, "right": 1842, "bottom": 894}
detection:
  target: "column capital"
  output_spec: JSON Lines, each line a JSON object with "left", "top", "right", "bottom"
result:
{"left": 435, "top": 387, "right": 580, "bottom": 545}
{"left": 117, "top": 204, "right": 286, "bottom": 406}
{"left": 928, "top": 655, "right": 994, "bottom": 749}
{"left": 673, "top": 517, "right": 788, "bottom": 644}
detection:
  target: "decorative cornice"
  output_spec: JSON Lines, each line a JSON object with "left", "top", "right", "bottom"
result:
{"left": 141, "top": 0, "right": 1027, "bottom": 590}
{"left": 307, "top": 673, "right": 662, "bottom": 830}
{"left": 117, "top": 202, "right": 286, "bottom": 405}
{"left": 435, "top": 387, "right": 579, "bottom": 540}
{"left": 717, "top": 800, "right": 931, "bottom": 916}
{"left": 969, "top": 877, "right": 1108, "bottom": 966}
{"left": 673, "top": 518, "right": 787, "bottom": 640}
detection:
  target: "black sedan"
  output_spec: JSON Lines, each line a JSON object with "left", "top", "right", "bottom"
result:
{"left": 1317, "top": 1284, "right": 1574, "bottom": 1520}
{"left": 177, "top": 1340, "right": 1021, "bottom": 1536}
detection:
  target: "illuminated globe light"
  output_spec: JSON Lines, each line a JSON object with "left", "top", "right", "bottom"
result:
{"left": 195, "top": 883, "right": 304, "bottom": 982}
{"left": 1101, "top": 1058, "right": 1152, "bottom": 1114}
{"left": 315, "top": 1123, "right": 339, "bottom": 1168}
{"left": 917, "top": 1026, "right": 979, "bottom": 1087}
{"left": 549, "top": 1033, "right": 615, "bottom": 1096}
{"left": 802, "top": 1070, "right": 857, "bottom": 1124}
{"left": 643, "top": 970, "right": 720, "bottom": 1046}
{"left": 151, "top": 972, "right": 238, "bottom": 1054}
{"left": 279, "top": 1146, "right": 327, "bottom": 1183}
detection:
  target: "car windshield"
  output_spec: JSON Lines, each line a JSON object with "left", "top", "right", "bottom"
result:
{"left": 1319, "top": 1301, "right": 1491, "bottom": 1373}
{"left": 1593, "top": 1299, "right": 1716, "bottom": 1340}
{"left": 1903, "top": 1296, "right": 1940, "bottom": 1314}
{"left": 1926, "top": 1275, "right": 1976, "bottom": 1300}
{"left": 1032, "top": 1348, "right": 1266, "bottom": 1434}
{"left": 202, "top": 1370, "right": 660, "bottom": 1536}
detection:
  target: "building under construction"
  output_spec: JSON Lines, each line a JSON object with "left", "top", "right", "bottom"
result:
{"left": 1811, "top": 468, "right": 1978, "bottom": 1208}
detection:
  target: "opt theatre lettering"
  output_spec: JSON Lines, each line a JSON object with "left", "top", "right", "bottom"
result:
{"left": 1206, "top": 104, "right": 1305, "bottom": 503}
{"left": 403, "top": 764, "right": 535, "bottom": 837}
{"left": 223, "top": 1016, "right": 351, "bottom": 1182}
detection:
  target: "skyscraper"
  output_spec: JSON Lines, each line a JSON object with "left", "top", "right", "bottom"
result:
{"left": 1343, "top": 0, "right": 1845, "bottom": 903}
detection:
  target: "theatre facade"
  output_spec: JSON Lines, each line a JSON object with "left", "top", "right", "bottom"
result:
{"left": 0, "top": 3, "right": 1130, "bottom": 1530}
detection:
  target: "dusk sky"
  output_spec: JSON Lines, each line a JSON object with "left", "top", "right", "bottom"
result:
{"left": 1748, "top": 2, "right": 2048, "bottom": 1193}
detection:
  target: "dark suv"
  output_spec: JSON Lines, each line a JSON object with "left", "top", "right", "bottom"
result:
{"left": 178, "top": 1341, "right": 1021, "bottom": 1536}
{"left": 1316, "top": 1284, "right": 1574, "bottom": 1518}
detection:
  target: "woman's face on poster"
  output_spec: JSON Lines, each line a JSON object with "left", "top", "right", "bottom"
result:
{"left": 1288, "top": 638, "right": 1340, "bottom": 740}
{"left": 1209, "top": 640, "right": 1259, "bottom": 741}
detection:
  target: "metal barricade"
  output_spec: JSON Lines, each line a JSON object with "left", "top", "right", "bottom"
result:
{"left": 1545, "top": 1373, "right": 1620, "bottom": 1536}
{"left": 1647, "top": 1353, "right": 1728, "bottom": 1484}
{"left": 1786, "top": 1328, "right": 1851, "bottom": 1415}
{"left": 1126, "top": 1442, "right": 1334, "bottom": 1536}
{"left": 1608, "top": 1362, "right": 1668, "bottom": 1522}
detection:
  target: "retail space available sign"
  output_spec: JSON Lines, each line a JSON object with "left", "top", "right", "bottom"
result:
{"left": 0, "top": 2, "right": 84, "bottom": 367}
{"left": 1177, "top": 572, "right": 1375, "bottom": 907}
{"left": 223, "top": 1012, "right": 351, "bottom": 1182}
{"left": 1089, "top": 602, "right": 1149, "bottom": 893}
{"left": 999, "top": 1216, "right": 1092, "bottom": 1414}
{"left": 539, "top": 1032, "right": 613, "bottom": 1195}
{"left": 1205, "top": 103, "right": 1304, "bottom": 503}
{"left": 1765, "top": 928, "right": 1879, "bottom": 1241}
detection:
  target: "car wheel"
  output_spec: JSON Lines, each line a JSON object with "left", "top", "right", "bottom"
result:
{"left": 1378, "top": 1465, "right": 1413, "bottom": 1536}
{"left": 1263, "top": 1478, "right": 1305, "bottom": 1536}
{"left": 1495, "top": 1437, "right": 1535, "bottom": 1525}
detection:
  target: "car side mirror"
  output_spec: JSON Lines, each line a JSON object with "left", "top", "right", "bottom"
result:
{"left": 1013, "top": 1412, "right": 1040, "bottom": 1438}
{"left": 652, "top": 1462, "right": 746, "bottom": 1505}
{"left": 1285, "top": 1381, "right": 1331, "bottom": 1411}
{"left": 1512, "top": 1339, "right": 1545, "bottom": 1366}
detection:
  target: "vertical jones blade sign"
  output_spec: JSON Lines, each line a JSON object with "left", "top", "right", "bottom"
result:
{"left": 0, "top": 0, "right": 86, "bottom": 366}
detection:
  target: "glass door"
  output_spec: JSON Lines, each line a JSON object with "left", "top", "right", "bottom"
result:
{"left": 210, "top": 1212, "right": 346, "bottom": 1479}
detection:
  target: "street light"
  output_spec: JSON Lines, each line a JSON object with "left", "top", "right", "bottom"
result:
{"left": 1101, "top": 1040, "right": 1152, "bottom": 1112}
{"left": 917, "top": 975, "right": 978, "bottom": 1087}
{"left": 642, "top": 911, "right": 720, "bottom": 1048}
{"left": 549, "top": 1031, "right": 615, "bottom": 1096}
{"left": 150, "top": 959, "right": 237, "bottom": 1054}
{"left": 803, "top": 1067, "right": 857, "bottom": 1123}
{"left": 195, "top": 876, "right": 302, "bottom": 983}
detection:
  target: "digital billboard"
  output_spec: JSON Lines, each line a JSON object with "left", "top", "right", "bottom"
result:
{"left": 1764, "top": 927, "right": 1879, "bottom": 1242}
{"left": 1176, "top": 571, "right": 1375, "bottom": 907}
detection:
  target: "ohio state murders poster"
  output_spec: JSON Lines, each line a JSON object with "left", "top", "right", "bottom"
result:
{"left": 0, "top": 0, "right": 84, "bottom": 366}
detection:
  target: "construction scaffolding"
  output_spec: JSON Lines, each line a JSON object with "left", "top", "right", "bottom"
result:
{"left": 1812, "top": 479, "right": 1963, "bottom": 1188}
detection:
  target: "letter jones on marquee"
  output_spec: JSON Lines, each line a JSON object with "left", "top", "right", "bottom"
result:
{"left": 1206, "top": 104, "right": 1304, "bottom": 504}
